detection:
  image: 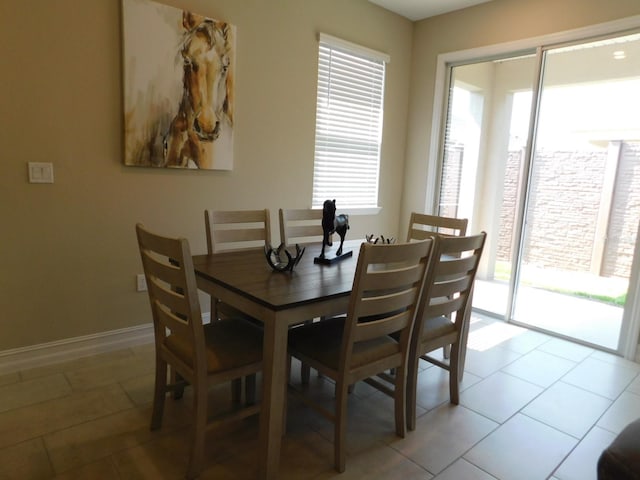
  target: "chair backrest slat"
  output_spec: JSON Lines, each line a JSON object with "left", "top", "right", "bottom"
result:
{"left": 431, "top": 275, "right": 472, "bottom": 299}
{"left": 359, "top": 288, "right": 419, "bottom": 319}
{"left": 214, "top": 228, "right": 268, "bottom": 244}
{"left": 422, "top": 295, "right": 467, "bottom": 321}
{"left": 140, "top": 251, "right": 184, "bottom": 286}
{"left": 436, "top": 255, "right": 478, "bottom": 277}
{"left": 364, "top": 263, "right": 427, "bottom": 291}
{"left": 155, "top": 301, "right": 192, "bottom": 337}
{"left": 354, "top": 310, "right": 414, "bottom": 343}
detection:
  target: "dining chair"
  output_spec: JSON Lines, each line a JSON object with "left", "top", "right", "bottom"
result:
{"left": 278, "top": 207, "right": 323, "bottom": 246}
{"left": 136, "top": 223, "right": 263, "bottom": 479}
{"left": 407, "top": 212, "right": 468, "bottom": 241}
{"left": 204, "top": 208, "right": 271, "bottom": 319}
{"left": 278, "top": 207, "right": 326, "bottom": 383}
{"left": 205, "top": 209, "right": 271, "bottom": 254}
{"left": 204, "top": 209, "right": 270, "bottom": 402}
{"left": 406, "top": 232, "right": 486, "bottom": 431}
{"left": 287, "top": 239, "right": 433, "bottom": 472}
{"left": 407, "top": 212, "right": 469, "bottom": 360}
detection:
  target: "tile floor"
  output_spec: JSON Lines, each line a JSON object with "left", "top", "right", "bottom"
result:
{"left": 1, "top": 315, "right": 639, "bottom": 479}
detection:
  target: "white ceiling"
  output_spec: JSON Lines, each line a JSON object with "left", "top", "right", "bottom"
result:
{"left": 368, "top": 0, "right": 494, "bottom": 21}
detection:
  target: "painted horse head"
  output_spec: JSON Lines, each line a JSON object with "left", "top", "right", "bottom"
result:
{"left": 181, "top": 13, "right": 233, "bottom": 141}
{"left": 163, "top": 12, "right": 233, "bottom": 168}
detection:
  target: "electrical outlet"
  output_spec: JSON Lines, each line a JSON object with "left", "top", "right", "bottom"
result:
{"left": 136, "top": 274, "right": 147, "bottom": 292}
{"left": 28, "top": 162, "right": 54, "bottom": 183}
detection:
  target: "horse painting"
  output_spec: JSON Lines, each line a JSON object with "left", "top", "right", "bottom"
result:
{"left": 319, "top": 199, "right": 350, "bottom": 259}
{"left": 122, "top": 0, "right": 235, "bottom": 170}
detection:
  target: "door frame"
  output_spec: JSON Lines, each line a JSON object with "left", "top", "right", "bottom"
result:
{"left": 426, "top": 14, "right": 640, "bottom": 359}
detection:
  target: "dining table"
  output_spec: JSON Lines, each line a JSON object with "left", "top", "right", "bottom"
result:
{"left": 192, "top": 239, "right": 363, "bottom": 479}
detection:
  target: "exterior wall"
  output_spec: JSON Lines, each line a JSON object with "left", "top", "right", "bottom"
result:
{"left": 525, "top": 149, "right": 607, "bottom": 271}
{"left": 605, "top": 142, "right": 640, "bottom": 276}
{"left": 496, "top": 142, "right": 640, "bottom": 279}
{"left": 439, "top": 144, "right": 464, "bottom": 219}
{"left": 497, "top": 150, "right": 522, "bottom": 265}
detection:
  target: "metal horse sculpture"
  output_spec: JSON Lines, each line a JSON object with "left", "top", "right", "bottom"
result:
{"left": 162, "top": 12, "right": 234, "bottom": 169}
{"left": 319, "top": 199, "right": 350, "bottom": 259}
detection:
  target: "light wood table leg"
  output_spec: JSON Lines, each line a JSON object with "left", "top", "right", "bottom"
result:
{"left": 258, "top": 316, "right": 288, "bottom": 479}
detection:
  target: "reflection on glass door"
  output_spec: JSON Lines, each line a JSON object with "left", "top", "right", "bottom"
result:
{"left": 512, "top": 34, "right": 640, "bottom": 349}
{"left": 438, "top": 53, "right": 537, "bottom": 318}
{"left": 438, "top": 32, "right": 640, "bottom": 352}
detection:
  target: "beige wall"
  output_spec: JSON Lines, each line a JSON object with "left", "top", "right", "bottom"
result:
{"left": 3, "top": 0, "right": 639, "bottom": 353}
{"left": 0, "top": 0, "right": 412, "bottom": 350}
{"left": 402, "top": 0, "right": 640, "bottom": 228}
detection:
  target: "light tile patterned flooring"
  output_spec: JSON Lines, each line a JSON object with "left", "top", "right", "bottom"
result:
{"left": 2, "top": 315, "right": 640, "bottom": 479}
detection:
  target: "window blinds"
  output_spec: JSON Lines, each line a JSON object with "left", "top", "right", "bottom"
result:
{"left": 312, "top": 34, "right": 388, "bottom": 209}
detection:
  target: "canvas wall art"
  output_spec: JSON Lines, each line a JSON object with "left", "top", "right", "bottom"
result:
{"left": 122, "top": 0, "right": 235, "bottom": 170}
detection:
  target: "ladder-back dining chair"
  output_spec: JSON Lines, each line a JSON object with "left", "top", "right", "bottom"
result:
{"left": 406, "top": 232, "right": 486, "bottom": 431}
{"left": 205, "top": 209, "right": 271, "bottom": 254}
{"left": 278, "top": 207, "right": 326, "bottom": 383}
{"left": 407, "top": 212, "right": 468, "bottom": 241}
{"left": 278, "top": 208, "right": 323, "bottom": 247}
{"left": 136, "top": 223, "right": 263, "bottom": 479}
{"left": 204, "top": 209, "right": 270, "bottom": 402}
{"left": 287, "top": 239, "right": 433, "bottom": 472}
{"left": 204, "top": 208, "right": 271, "bottom": 321}
{"left": 407, "top": 212, "right": 469, "bottom": 360}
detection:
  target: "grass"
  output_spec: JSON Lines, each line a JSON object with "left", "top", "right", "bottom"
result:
{"left": 494, "top": 261, "right": 628, "bottom": 307}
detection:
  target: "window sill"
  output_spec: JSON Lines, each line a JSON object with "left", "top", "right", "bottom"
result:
{"left": 336, "top": 207, "right": 382, "bottom": 216}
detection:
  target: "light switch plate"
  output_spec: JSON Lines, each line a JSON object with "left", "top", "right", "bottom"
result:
{"left": 28, "top": 162, "right": 54, "bottom": 184}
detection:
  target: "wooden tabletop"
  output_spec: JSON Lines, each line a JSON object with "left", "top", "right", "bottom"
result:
{"left": 192, "top": 240, "right": 363, "bottom": 311}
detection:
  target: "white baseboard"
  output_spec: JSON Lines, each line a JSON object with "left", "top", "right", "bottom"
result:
{"left": 0, "top": 312, "right": 213, "bottom": 376}
{"left": 0, "top": 324, "right": 154, "bottom": 376}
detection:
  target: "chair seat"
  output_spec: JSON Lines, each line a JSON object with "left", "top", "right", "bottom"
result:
{"left": 598, "top": 418, "right": 640, "bottom": 479}
{"left": 288, "top": 317, "right": 401, "bottom": 371}
{"left": 166, "top": 318, "right": 263, "bottom": 373}
{"left": 421, "top": 315, "right": 456, "bottom": 342}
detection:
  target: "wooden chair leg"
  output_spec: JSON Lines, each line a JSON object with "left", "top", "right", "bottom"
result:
{"left": 231, "top": 378, "right": 242, "bottom": 404}
{"left": 171, "top": 369, "right": 185, "bottom": 400}
{"left": 406, "top": 356, "right": 420, "bottom": 431}
{"left": 301, "top": 318, "right": 325, "bottom": 383}
{"left": 335, "top": 381, "right": 348, "bottom": 473}
{"left": 301, "top": 364, "right": 311, "bottom": 384}
{"left": 151, "top": 357, "right": 167, "bottom": 430}
{"left": 186, "top": 384, "right": 207, "bottom": 480}
{"left": 394, "top": 366, "right": 407, "bottom": 438}
{"left": 245, "top": 374, "right": 257, "bottom": 405}
{"left": 283, "top": 356, "right": 292, "bottom": 433}
{"left": 449, "top": 344, "right": 461, "bottom": 405}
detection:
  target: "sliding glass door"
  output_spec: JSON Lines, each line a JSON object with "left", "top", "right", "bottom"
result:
{"left": 437, "top": 31, "right": 640, "bottom": 352}
{"left": 438, "top": 52, "right": 538, "bottom": 318}
{"left": 512, "top": 34, "right": 640, "bottom": 349}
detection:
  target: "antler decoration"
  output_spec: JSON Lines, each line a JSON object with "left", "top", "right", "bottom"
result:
{"left": 365, "top": 234, "right": 396, "bottom": 244}
{"left": 264, "top": 243, "right": 305, "bottom": 273}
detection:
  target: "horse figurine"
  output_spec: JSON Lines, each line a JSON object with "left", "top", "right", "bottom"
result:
{"left": 319, "top": 199, "right": 350, "bottom": 259}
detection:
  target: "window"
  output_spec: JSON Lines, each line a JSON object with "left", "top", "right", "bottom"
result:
{"left": 312, "top": 34, "right": 389, "bottom": 210}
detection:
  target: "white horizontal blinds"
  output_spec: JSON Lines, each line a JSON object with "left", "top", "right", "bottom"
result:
{"left": 312, "top": 34, "right": 388, "bottom": 209}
